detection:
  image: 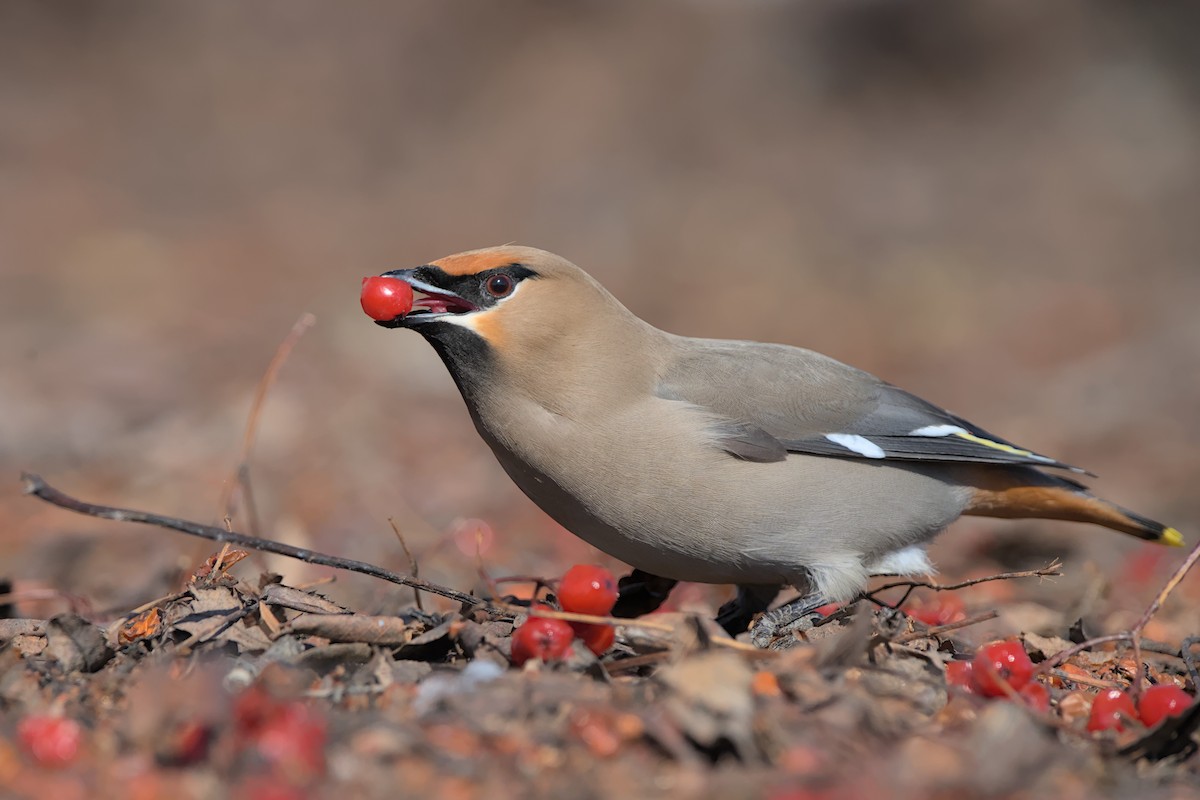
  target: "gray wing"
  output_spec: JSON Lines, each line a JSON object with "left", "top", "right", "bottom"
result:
{"left": 659, "top": 337, "right": 1087, "bottom": 474}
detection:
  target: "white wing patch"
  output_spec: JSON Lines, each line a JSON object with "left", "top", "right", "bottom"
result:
{"left": 909, "top": 424, "right": 968, "bottom": 437}
{"left": 824, "top": 433, "right": 885, "bottom": 459}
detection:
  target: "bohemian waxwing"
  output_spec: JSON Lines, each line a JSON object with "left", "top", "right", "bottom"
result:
{"left": 370, "top": 246, "right": 1181, "bottom": 644}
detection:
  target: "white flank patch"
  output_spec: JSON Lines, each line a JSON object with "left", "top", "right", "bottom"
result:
{"left": 909, "top": 424, "right": 967, "bottom": 437}
{"left": 867, "top": 546, "right": 935, "bottom": 577}
{"left": 825, "top": 433, "right": 885, "bottom": 459}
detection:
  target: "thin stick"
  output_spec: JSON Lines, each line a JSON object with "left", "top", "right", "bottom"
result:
{"left": 526, "top": 605, "right": 674, "bottom": 632}
{"left": 22, "top": 474, "right": 506, "bottom": 616}
{"left": 124, "top": 591, "right": 189, "bottom": 617}
{"left": 1130, "top": 538, "right": 1200, "bottom": 696}
{"left": 218, "top": 312, "right": 315, "bottom": 532}
{"left": 1048, "top": 668, "right": 1124, "bottom": 691}
{"left": 1039, "top": 633, "right": 1128, "bottom": 672}
{"left": 293, "top": 576, "right": 337, "bottom": 591}
{"left": 387, "top": 517, "right": 424, "bottom": 612}
{"left": 892, "top": 610, "right": 999, "bottom": 644}
{"left": 868, "top": 562, "right": 1062, "bottom": 598}
{"left": 210, "top": 543, "right": 233, "bottom": 576}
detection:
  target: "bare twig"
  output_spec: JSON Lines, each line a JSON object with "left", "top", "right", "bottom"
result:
{"left": 124, "top": 591, "right": 189, "bottom": 617}
{"left": 22, "top": 474, "right": 507, "bottom": 616}
{"left": 868, "top": 562, "right": 1062, "bottom": 602}
{"left": 1129, "top": 540, "right": 1200, "bottom": 697}
{"left": 210, "top": 543, "right": 233, "bottom": 575}
{"left": 525, "top": 604, "right": 674, "bottom": 632}
{"left": 1038, "top": 633, "right": 1128, "bottom": 672}
{"left": 1048, "top": 668, "right": 1124, "bottom": 691}
{"left": 293, "top": 576, "right": 337, "bottom": 591}
{"left": 892, "top": 610, "right": 999, "bottom": 644}
{"left": 218, "top": 312, "right": 315, "bottom": 534}
{"left": 388, "top": 517, "right": 424, "bottom": 612}
{"left": 476, "top": 564, "right": 502, "bottom": 605}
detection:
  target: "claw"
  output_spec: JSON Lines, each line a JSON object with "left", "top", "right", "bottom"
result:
{"left": 749, "top": 592, "right": 834, "bottom": 648}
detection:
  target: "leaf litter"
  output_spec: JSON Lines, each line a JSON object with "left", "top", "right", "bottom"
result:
{"left": 3, "top": 493, "right": 1200, "bottom": 800}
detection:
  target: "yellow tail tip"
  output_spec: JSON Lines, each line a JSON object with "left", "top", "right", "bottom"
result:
{"left": 1161, "top": 527, "right": 1185, "bottom": 547}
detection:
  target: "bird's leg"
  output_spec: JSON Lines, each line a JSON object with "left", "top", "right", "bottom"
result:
{"left": 715, "top": 584, "right": 782, "bottom": 635}
{"left": 610, "top": 569, "right": 678, "bottom": 618}
{"left": 749, "top": 591, "right": 839, "bottom": 649}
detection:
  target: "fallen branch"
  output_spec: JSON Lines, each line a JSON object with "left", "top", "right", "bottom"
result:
{"left": 21, "top": 473, "right": 507, "bottom": 616}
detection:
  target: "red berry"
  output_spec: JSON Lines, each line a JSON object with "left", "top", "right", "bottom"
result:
{"left": 1138, "top": 684, "right": 1193, "bottom": 727}
{"left": 1087, "top": 689, "right": 1137, "bottom": 733}
{"left": 233, "top": 687, "right": 327, "bottom": 775}
{"left": 17, "top": 715, "right": 82, "bottom": 767}
{"left": 945, "top": 660, "right": 977, "bottom": 694}
{"left": 909, "top": 594, "right": 966, "bottom": 626}
{"left": 161, "top": 720, "right": 212, "bottom": 766}
{"left": 571, "top": 622, "right": 616, "bottom": 655}
{"left": 972, "top": 641, "right": 1034, "bottom": 697}
{"left": 233, "top": 685, "right": 275, "bottom": 736}
{"left": 360, "top": 276, "right": 414, "bottom": 321}
{"left": 511, "top": 616, "right": 575, "bottom": 666}
{"left": 558, "top": 565, "right": 619, "bottom": 616}
{"left": 1017, "top": 682, "right": 1050, "bottom": 713}
{"left": 254, "top": 703, "right": 327, "bottom": 776}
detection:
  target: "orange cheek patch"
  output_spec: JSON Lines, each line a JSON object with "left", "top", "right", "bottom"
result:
{"left": 467, "top": 308, "right": 507, "bottom": 350}
{"left": 432, "top": 248, "right": 528, "bottom": 277}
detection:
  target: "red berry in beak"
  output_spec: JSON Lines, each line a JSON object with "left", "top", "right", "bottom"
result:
{"left": 361, "top": 276, "right": 414, "bottom": 321}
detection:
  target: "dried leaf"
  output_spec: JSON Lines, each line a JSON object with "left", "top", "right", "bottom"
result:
{"left": 659, "top": 651, "right": 757, "bottom": 758}
{"left": 189, "top": 548, "right": 250, "bottom": 583}
{"left": 118, "top": 608, "right": 164, "bottom": 646}
{"left": 261, "top": 584, "right": 351, "bottom": 615}
{"left": 45, "top": 613, "right": 113, "bottom": 673}
{"left": 1057, "top": 691, "right": 1092, "bottom": 726}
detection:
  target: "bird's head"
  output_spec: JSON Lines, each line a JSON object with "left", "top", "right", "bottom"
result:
{"left": 370, "top": 246, "right": 657, "bottom": 403}
{"left": 373, "top": 245, "right": 649, "bottom": 349}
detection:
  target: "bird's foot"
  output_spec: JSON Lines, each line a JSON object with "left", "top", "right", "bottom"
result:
{"left": 715, "top": 584, "right": 783, "bottom": 636}
{"left": 749, "top": 593, "right": 833, "bottom": 649}
{"left": 610, "top": 569, "right": 678, "bottom": 618}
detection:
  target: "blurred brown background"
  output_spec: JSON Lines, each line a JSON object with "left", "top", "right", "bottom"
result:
{"left": 3, "top": 1, "right": 1198, "bottom": 622}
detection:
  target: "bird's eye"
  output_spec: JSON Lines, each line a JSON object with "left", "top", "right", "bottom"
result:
{"left": 485, "top": 274, "right": 514, "bottom": 298}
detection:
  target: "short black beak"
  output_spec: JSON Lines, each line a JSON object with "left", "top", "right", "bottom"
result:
{"left": 374, "top": 266, "right": 477, "bottom": 328}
